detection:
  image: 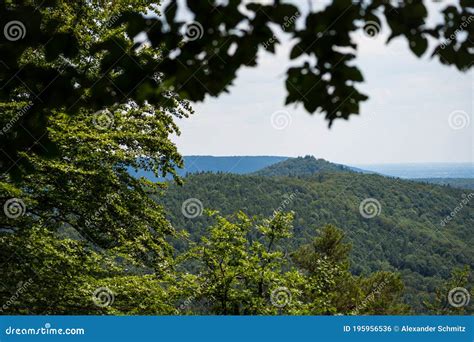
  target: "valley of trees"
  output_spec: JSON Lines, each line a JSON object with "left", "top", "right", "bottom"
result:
{"left": 160, "top": 157, "right": 474, "bottom": 312}
{"left": 0, "top": 1, "right": 472, "bottom": 316}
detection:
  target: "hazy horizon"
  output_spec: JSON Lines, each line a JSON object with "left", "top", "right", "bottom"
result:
{"left": 172, "top": 0, "right": 473, "bottom": 165}
{"left": 132, "top": 155, "right": 474, "bottom": 180}
{"left": 180, "top": 154, "right": 474, "bottom": 165}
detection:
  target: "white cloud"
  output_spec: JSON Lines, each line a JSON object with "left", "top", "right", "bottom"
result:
{"left": 174, "top": 1, "right": 473, "bottom": 164}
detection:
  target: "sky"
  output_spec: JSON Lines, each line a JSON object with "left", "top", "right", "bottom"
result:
{"left": 171, "top": 1, "right": 473, "bottom": 165}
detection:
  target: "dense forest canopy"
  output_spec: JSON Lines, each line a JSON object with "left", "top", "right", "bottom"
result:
{"left": 160, "top": 157, "right": 473, "bottom": 312}
{"left": 0, "top": 1, "right": 472, "bottom": 315}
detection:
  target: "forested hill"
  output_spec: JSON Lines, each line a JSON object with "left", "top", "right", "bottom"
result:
{"left": 132, "top": 156, "right": 471, "bottom": 184}
{"left": 253, "top": 155, "right": 365, "bottom": 176}
{"left": 159, "top": 167, "right": 473, "bottom": 311}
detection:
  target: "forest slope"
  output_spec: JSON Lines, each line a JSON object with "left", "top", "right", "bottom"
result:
{"left": 159, "top": 161, "right": 473, "bottom": 311}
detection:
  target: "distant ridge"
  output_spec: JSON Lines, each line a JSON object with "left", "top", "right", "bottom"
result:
{"left": 182, "top": 155, "right": 288, "bottom": 175}
{"left": 130, "top": 155, "right": 288, "bottom": 181}
{"left": 130, "top": 156, "right": 471, "bottom": 181}
{"left": 353, "top": 162, "right": 474, "bottom": 179}
{"left": 414, "top": 178, "right": 474, "bottom": 190}
{"left": 253, "top": 155, "right": 362, "bottom": 177}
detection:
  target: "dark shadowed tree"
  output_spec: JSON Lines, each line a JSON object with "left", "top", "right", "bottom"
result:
{"left": 1, "top": 0, "right": 472, "bottom": 174}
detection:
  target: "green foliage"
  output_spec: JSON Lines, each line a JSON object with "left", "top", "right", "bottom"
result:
{"left": 1, "top": 1, "right": 472, "bottom": 172}
{"left": 293, "top": 225, "right": 351, "bottom": 269}
{"left": 0, "top": 52, "right": 191, "bottom": 314}
{"left": 292, "top": 225, "right": 408, "bottom": 314}
{"left": 160, "top": 168, "right": 473, "bottom": 312}
{"left": 183, "top": 211, "right": 295, "bottom": 315}
{"left": 424, "top": 266, "right": 473, "bottom": 315}
{"left": 0, "top": 91, "right": 193, "bottom": 312}
{"left": 0, "top": 1, "right": 196, "bottom": 315}
{"left": 177, "top": 211, "right": 407, "bottom": 315}
{"left": 0, "top": 0, "right": 191, "bottom": 176}
{"left": 0, "top": 0, "right": 471, "bottom": 316}
{"left": 0, "top": 226, "right": 180, "bottom": 314}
